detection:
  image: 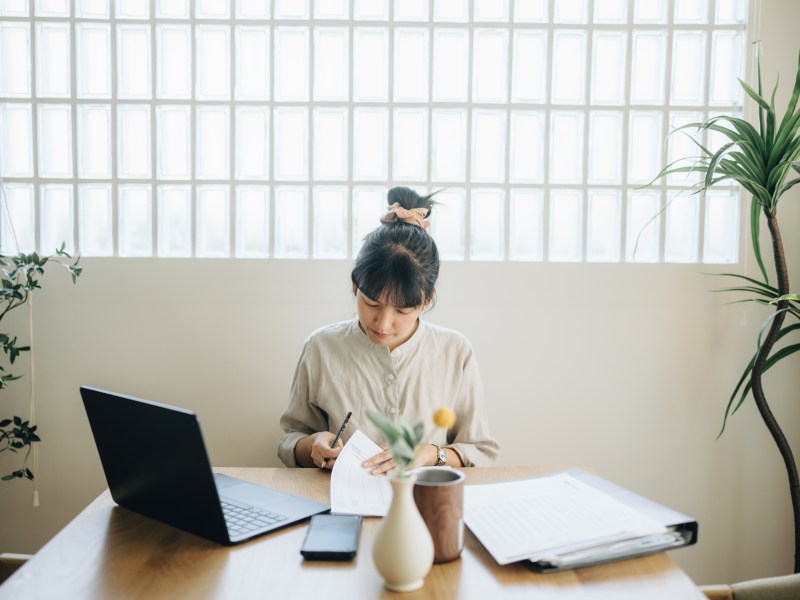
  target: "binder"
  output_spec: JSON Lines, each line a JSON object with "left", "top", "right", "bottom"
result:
{"left": 524, "top": 468, "right": 698, "bottom": 572}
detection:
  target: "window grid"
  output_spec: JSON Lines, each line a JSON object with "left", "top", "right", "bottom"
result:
{"left": 0, "top": 0, "right": 747, "bottom": 263}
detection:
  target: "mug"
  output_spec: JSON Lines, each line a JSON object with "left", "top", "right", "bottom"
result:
{"left": 412, "top": 466, "right": 465, "bottom": 563}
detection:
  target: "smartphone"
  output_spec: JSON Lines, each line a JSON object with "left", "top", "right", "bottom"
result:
{"left": 300, "top": 514, "right": 362, "bottom": 561}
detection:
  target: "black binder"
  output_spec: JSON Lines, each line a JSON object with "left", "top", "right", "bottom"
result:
{"left": 524, "top": 468, "right": 698, "bottom": 572}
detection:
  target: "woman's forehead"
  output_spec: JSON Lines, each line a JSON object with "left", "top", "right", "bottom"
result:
{"left": 359, "top": 287, "right": 422, "bottom": 309}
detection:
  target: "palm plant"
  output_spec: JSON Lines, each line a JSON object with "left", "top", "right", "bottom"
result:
{"left": 649, "top": 48, "right": 800, "bottom": 572}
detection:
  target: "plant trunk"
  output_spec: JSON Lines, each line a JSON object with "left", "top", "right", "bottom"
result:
{"left": 750, "top": 211, "right": 800, "bottom": 573}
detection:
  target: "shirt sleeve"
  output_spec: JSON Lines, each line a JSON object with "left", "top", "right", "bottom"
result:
{"left": 277, "top": 340, "right": 329, "bottom": 467}
{"left": 446, "top": 343, "right": 500, "bottom": 467}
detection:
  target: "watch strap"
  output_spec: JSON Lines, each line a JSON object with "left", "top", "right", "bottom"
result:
{"left": 434, "top": 444, "right": 446, "bottom": 466}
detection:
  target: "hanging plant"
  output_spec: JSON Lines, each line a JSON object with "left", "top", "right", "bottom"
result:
{"left": 0, "top": 244, "right": 82, "bottom": 481}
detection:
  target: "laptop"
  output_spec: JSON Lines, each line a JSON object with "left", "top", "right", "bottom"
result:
{"left": 80, "top": 386, "right": 330, "bottom": 545}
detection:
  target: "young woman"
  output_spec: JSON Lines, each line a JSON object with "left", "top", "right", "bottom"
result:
{"left": 278, "top": 187, "right": 499, "bottom": 474}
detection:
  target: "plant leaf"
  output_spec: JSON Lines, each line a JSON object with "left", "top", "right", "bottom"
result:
{"left": 770, "top": 293, "right": 800, "bottom": 304}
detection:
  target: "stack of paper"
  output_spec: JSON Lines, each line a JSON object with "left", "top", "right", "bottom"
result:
{"left": 463, "top": 472, "right": 668, "bottom": 566}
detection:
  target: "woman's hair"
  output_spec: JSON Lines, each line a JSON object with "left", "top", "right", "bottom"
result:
{"left": 351, "top": 187, "right": 439, "bottom": 309}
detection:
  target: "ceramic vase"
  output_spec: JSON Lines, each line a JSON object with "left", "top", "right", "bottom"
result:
{"left": 372, "top": 474, "right": 435, "bottom": 592}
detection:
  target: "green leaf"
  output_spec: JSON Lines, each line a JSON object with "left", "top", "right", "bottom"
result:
{"left": 739, "top": 77, "right": 774, "bottom": 114}
{"left": 398, "top": 417, "right": 424, "bottom": 449}
{"left": 770, "top": 293, "right": 800, "bottom": 304}
{"left": 391, "top": 438, "right": 416, "bottom": 463}
{"left": 749, "top": 197, "right": 769, "bottom": 283}
{"left": 719, "top": 352, "right": 756, "bottom": 438}
{"left": 413, "top": 422, "right": 425, "bottom": 444}
{"left": 365, "top": 409, "right": 426, "bottom": 473}
{"left": 773, "top": 49, "right": 800, "bottom": 149}
{"left": 712, "top": 272, "right": 777, "bottom": 293}
{"left": 721, "top": 337, "right": 800, "bottom": 436}
{"left": 712, "top": 286, "right": 776, "bottom": 299}
{"left": 756, "top": 308, "right": 789, "bottom": 353}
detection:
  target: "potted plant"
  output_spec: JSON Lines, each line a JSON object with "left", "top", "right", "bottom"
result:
{"left": 0, "top": 245, "right": 82, "bottom": 484}
{"left": 366, "top": 407, "right": 456, "bottom": 592}
{"left": 649, "top": 48, "right": 800, "bottom": 572}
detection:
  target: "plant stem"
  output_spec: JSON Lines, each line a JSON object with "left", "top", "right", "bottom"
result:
{"left": 750, "top": 211, "right": 800, "bottom": 573}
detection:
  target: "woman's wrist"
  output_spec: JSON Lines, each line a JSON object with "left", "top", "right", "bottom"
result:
{"left": 429, "top": 443, "right": 446, "bottom": 466}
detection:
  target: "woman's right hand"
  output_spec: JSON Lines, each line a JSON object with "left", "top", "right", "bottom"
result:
{"left": 307, "top": 431, "right": 343, "bottom": 469}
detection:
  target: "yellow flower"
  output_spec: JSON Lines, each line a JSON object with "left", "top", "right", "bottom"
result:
{"left": 432, "top": 407, "right": 456, "bottom": 429}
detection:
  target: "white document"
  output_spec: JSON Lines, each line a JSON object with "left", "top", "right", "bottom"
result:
{"left": 330, "top": 429, "right": 392, "bottom": 516}
{"left": 464, "top": 472, "right": 668, "bottom": 565}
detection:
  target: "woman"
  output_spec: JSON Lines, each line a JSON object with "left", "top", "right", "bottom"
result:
{"left": 278, "top": 187, "right": 499, "bottom": 474}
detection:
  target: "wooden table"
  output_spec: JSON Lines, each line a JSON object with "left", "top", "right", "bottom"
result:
{"left": 0, "top": 467, "right": 704, "bottom": 599}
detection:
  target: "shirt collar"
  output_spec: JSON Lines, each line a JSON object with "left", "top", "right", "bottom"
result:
{"left": 348, "top": 317, "right": 426, "bottom": 356}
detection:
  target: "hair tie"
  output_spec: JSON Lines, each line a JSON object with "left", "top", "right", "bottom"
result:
{"left": 382, "top": 202, "right": 430, "bottom": 229}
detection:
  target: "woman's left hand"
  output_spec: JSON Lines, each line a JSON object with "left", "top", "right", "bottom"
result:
{"left": 362, "top": 443, "right": 395, "bottom": 475}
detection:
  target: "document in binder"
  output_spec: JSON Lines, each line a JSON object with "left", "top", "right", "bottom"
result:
{"left": 463, "top": 468, "right": 698, "bottom": 572}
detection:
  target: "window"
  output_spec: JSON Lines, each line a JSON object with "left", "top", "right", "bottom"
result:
{"left": 0, "top": 0, "right": 748, "bottom": 262}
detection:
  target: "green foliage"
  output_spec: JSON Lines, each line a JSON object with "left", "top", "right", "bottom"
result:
{"left": 647, "top": 47, "right": 800, "bottom": 436}
{"left": 0, "top": 244, "right": 82, "bottom": 481}
{"left": 366, "top": 409, "right": 425, "bottom": 478}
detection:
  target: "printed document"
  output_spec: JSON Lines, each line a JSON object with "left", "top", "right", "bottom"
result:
{"left": 464, "top": 472, "right": 667, "bottom": 565}
{"left": 330, "top": 429, "right": 392, "bottom": 516}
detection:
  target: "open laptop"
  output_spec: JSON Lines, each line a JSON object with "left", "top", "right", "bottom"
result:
{"left": 80, "top": 386, "right": 329, "bottom": 545}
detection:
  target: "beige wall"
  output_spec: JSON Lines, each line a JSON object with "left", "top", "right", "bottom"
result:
{"left": 1, "top": 0, "right": 799, "bottom": 587}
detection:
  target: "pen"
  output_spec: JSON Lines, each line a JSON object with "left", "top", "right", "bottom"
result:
{"left": 322, "top": 411, "right": 351, "bottom": 466}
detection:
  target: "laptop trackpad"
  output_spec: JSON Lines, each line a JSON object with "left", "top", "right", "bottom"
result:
{"left": 220, "top": 482, "right": 299, "bottom": 514}
{"left": 214, "top": 473, "right": 247, "bottom": 490}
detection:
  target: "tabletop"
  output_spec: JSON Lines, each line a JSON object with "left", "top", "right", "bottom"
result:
{"left": 0, "top": 466, "right": 704, "bottom": 599}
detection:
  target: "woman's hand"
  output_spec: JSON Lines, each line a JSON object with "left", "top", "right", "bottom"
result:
{"left": 362, "top": 443, "right": 395, "bottom": 475}
{"left": 297, "top": 431, "right": 343, "bottom": 469}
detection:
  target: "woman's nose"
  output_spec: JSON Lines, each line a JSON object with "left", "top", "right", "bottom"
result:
{"left": 374, "top": 310, "right": 392, "bottom": 331}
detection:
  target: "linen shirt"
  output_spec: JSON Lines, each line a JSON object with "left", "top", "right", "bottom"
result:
{"left": 278, "top": 318, "right": 500, "bottom": 468}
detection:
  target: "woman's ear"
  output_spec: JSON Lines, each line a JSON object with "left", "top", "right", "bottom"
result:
{"left": 424, "top": 290, "right": 437, "bottom": 312}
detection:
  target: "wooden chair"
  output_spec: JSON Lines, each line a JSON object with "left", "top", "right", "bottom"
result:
{"left": 701, "top": 573, "right": 800, "bottom": 600}
{"left": 0, "top": 553, "right": 32, "bottom": 584}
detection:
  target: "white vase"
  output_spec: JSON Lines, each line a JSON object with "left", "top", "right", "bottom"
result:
{"left": 372, "top": 474, "right": 435, "bottom": 592}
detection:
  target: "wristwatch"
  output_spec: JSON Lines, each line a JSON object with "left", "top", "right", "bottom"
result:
{"left": 433, "top": 444, "right": 447, "bottom": 467}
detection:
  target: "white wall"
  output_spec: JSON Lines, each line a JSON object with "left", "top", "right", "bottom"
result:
{"left": 1, "top": 0, "right": 799, "bottom": 587}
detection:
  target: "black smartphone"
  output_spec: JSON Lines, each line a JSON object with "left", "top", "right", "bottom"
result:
{"left": 300, "top": 514, "right": 362, "bottom": 561}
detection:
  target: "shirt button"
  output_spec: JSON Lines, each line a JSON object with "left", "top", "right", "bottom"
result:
{"left": 386, "top": 373, "right": 396, "bottom": 382}
{"left": 388, "top": 407, "right": 397, "bottom": 415}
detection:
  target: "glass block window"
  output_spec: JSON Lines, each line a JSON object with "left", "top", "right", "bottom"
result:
{"left": 0, "top": 0, "right": 747, "bottom": 263}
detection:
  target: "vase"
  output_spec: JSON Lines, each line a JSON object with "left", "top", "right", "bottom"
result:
{"left": 372, "top": 474, "right": 434, "bottom": 592}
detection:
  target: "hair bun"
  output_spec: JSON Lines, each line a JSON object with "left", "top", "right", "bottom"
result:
{"left": 381, "top": 187, "right": 437, "bottom": 228}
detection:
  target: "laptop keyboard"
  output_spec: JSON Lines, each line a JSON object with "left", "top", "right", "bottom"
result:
{"left": 221, "top": 498, "right": 288, "bottom": 535}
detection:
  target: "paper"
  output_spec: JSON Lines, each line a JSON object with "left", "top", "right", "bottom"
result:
{"left": 330, "top": 429, "right": 392, "bottom": 516}
{"left": 464, "top": 472, "right": 667, "bottom": 565}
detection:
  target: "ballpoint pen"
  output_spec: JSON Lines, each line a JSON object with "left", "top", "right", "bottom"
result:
{"left": 322, "top": 411, "right": 352, "bottom": 467}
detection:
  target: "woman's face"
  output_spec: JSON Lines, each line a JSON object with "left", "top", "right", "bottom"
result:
{"left": 354, "top": 287, "right": 427, "bottom": 351}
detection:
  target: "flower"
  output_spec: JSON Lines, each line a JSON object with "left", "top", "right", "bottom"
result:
{"left": 433, "top": 407, "right": 456, "bottom": 429}
{"left": 366, "top": 407, "right": 456, "bottom": 478}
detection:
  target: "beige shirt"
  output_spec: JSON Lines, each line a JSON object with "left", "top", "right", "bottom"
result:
{"left": 278, "top": 318, "right": 500, "bottom": 468}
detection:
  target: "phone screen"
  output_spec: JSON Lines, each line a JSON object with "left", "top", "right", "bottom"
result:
{"left": 300, "top": 514, "right": 362, "bottom": 561}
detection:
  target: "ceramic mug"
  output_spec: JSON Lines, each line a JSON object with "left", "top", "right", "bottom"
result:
{"left": 412, "top": 466, "right": 465, "bottom": 563}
